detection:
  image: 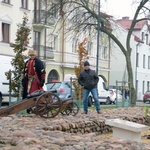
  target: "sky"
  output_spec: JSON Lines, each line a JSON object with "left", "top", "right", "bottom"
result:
{"left": 101, "top": 0, "right": 137, "bottom": 19}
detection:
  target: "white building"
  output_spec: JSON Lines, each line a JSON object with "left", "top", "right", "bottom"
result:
{"left": 0, "top": 1, "right": 150, "bottom": 101}
{"left": 111, "top": 17, "right": 150, "bottom": 100}
{"left": 0, "top": 1, "right": 34, "bottom": 96}
{"left": 0, "top": 0, "right": 34, "bottom": 56}
{"left": 0, "top": 1, "right": 111, "bottom": 93}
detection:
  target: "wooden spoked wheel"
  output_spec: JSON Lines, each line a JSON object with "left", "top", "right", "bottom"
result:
{"left": 35, "top": 92, "right": 62, "bottom": 118}
{"left": 64, "top": 102, "right": 79, "bottom": 116}
{"left": 61, "top": 109, "right": 68, "bottom": 115}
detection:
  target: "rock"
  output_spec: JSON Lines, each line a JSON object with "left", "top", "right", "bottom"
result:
{"left": 0, "top": 107, "right": 149, "bottom": 149}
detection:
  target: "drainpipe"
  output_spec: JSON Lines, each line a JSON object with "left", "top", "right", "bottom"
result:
{"left": 108, "top": 35, "right": 111, "bottom": 86}
{"left": 44, "top": 29, "right": 46, "bottom": 59}
{"left": 60, "top": 8, "right": 65, "bottom": 80}
{"left": 44, "top": 0, "right": 47, "bottom": 59}
{"left": 135, "top": 42, "right": 140, "bottom": 100}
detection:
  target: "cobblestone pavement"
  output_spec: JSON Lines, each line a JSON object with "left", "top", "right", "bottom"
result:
{"left": 0, "top": 107, "right": 150, "bottom": 150}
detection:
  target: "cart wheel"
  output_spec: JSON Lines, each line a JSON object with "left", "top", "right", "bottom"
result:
{"left": 61, "top": 108, "right": 69, "bottom": 115}
{"left": 65, "top": 102, "right": 79, "bottom": 116}
{"left": 61, "top": 111, "right": 67, "bottom": 115}
{"left": 35, "top": 92, "right": 62, "bottom": 118}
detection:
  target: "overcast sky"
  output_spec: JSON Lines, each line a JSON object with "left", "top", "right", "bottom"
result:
{"left": 101, "top": 0, "right": 137, "bottom": 19}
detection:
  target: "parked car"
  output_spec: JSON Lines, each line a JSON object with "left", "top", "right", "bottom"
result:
{"left": 143, "top": 91, "right": 150, "bottom": 103}
{"left": 109, "top": 89, "right": 122, "bottom": 104}
{"left": 45, "top": 81, "right": 75, "bottom": 100}
{"left": 0, "top": 91, "right": 2, "bottom": 107}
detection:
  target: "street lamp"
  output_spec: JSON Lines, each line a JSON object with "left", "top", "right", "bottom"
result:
{"left": 96, "top": 0, "right": 100, "bottom": 74}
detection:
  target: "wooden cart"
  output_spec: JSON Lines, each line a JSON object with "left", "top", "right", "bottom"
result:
{"left": 0, "top": 90, "right": 79, "bottom": 118}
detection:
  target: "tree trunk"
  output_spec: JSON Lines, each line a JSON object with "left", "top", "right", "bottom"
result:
{"left": 126, "top": 53, "right": 136, "bottom": 106}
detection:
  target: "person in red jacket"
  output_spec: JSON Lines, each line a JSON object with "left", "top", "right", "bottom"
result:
{"left": 22, "top": 50, "right": 46, "bottom": 99}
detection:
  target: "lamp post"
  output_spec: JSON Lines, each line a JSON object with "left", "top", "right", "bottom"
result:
{"left": 96, "top": 0, "right": 100, "bottom": 74}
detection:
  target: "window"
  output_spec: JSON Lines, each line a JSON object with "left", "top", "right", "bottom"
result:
{"left": 21, "top": 0, "right": 28, "bottom": 9}
{"left": 47, "top": 69, "right": 59, "bottom": 82}
{"left": 50, "top": 34, "right": 58, "bottom": 50}
{"left": 72, "top": 38, "right": 78, "bottom": 53}
{"left": 33, "top": 31, "right": 40, "bottom": 55}
{"left": 2, "top": 23, "right": 10, "bottom": 43}
{"left": 143, "top": 81, "right": 145, "bottom": 94}
{"left": 143, "top": 54, "right": 145, "bottom": 68}
{"left": 33, "top": 31, "right": 40, "bottom": 46}
{"left": 136, "top": 53, "right": 139, "bottom": 67}
{"left": 147, "top": 81, "right": 150, "bottom": 91}
{"left": 148, "top": 56, "right": 150, "bottom": 69}
{"left": 3, "top": 0, "right": 10, "bottom": 4}
{"left": 142, "top": 32, "right": 144, "bottom": 42}
{"left": 51, "top": 3, "right": 57, "bottom": 19}
{"left": 145, "top": 34, "right": 149, "bottom": 45}
{"left": 102, "top": 46, "right": 107, "bottom": 60}
{"left": 103, "top": 82, "right": 107, "bottom": 90}
{"left": 72, "top": 8, "right": 79, "bottom": 23}
{"left": 136, "top": 80, "right": 138, "bottom": 99}
{"left": 33, "top": 31, "right": 40, "bottom": 45}
{"left": 87, "top": 41, "right": 92, "bottom": 55}
{"left": 84, "top": 13, "right": 92, "bottom": 24}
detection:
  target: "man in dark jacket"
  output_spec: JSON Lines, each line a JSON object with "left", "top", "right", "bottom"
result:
{"left": 22, "top": 50, "right": 46, "bottom": 99}
{"left": 78, "top": 61, "right": 101, "bottom": 114}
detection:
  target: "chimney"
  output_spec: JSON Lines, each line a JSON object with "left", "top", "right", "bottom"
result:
{"left": 122, "top": 17, "right": 129, "bottom": 20}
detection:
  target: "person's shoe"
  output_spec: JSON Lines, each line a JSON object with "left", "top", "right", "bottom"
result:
{"left": 27, "top": 109, "right": 31, "bottom": 114}
{"left": 81, "top": 111, "right": 88, "bottom": 114}
{"left": 97, "top": 111, "right": 102, "bottom": 114}
{"left": 27, "top": 108, "right": 32, "bottom": 114}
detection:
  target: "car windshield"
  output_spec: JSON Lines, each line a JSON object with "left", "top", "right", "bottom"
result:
{"left": 146, "top": 91, "right": 150, "bottom": 94}
{"left": 109, "top": 89, "right": 122, "bottom": 95}
{"left": 46, "top": 82, "right": 61, "bottom": 90}
{"left": 109, "top": 90, "right": 113, "bottom": 94}
{"left": 65, "top": 82, "right": 72, "bottom": 88}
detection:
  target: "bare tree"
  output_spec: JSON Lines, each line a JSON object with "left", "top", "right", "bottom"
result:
{"left": 47, "top": 0, "right": 150, "bottom": 105}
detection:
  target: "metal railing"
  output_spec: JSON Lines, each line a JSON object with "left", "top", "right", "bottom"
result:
{"left": 33, "top": 45, "right": 54, "bottom": 59}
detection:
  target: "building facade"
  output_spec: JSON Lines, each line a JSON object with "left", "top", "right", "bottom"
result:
{"left": 34, "top": 0, "right": 111, "bottom": 84}
{"left": 0, "top": 0, "right": 111, "bottom": 86}
{"left": 112, "top": 17, "right": 150, "bottom": 100}
{"left": 1, "top": 1, "right": 150, "bottom": 100}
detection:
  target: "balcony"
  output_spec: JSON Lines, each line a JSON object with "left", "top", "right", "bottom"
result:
{"left": 33, "top": 45, "right": 54, "bottom": 60}
{"left": 33, "top": 10, "right": 55, "bottom": 28}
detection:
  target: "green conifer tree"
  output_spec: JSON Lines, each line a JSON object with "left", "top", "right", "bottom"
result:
{"left": 6, "top": 13, "right": 31, "bottom": 98}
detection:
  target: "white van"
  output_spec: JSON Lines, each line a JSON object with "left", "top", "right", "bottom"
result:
{"left": 64, "top": 74, "right": 111, "bottom": 106}
{"left": 0, "top": 55, "right": 14, "bottom": 105}
{"left": 88, "top": 75, "right": 110, "bottom": 106}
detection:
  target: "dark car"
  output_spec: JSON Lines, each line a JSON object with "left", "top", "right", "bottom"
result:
{"left": 143, "top": 91, "right": 150, "bottom": 103}
{"left": 45, "top": 81, "right": 75, "bottom": 100}
{"left": 0, "top": 91, "right": 2, "bottom": 107}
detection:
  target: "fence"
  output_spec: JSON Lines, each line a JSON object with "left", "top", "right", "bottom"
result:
{"left": 116, "top": 80, "right": 131, "bottom": 108}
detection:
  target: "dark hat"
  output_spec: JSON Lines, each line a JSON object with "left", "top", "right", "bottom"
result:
{"left": 84, "top": 61, "right": 90, "bottom": 67}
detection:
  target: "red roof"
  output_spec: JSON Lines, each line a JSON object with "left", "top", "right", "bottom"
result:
{"left": 116, "top": 17, "right": 148, "bottom": 43}
{"left": 134, "top": 35, "right": 143, "bottom": 43}
{"left": 116, "top": 17, "right": 147, "bottom": 30}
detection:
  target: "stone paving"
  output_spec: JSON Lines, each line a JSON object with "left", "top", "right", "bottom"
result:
{"left": 0, "top": 107, "right": 150, "bottom": 150}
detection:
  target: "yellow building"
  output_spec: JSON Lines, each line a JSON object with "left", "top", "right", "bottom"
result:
{"left": 32, "top": 0, "right": 111, "bottom": 85}
{"left": 0, "top": 0, "right": 111, "bottom": 86}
